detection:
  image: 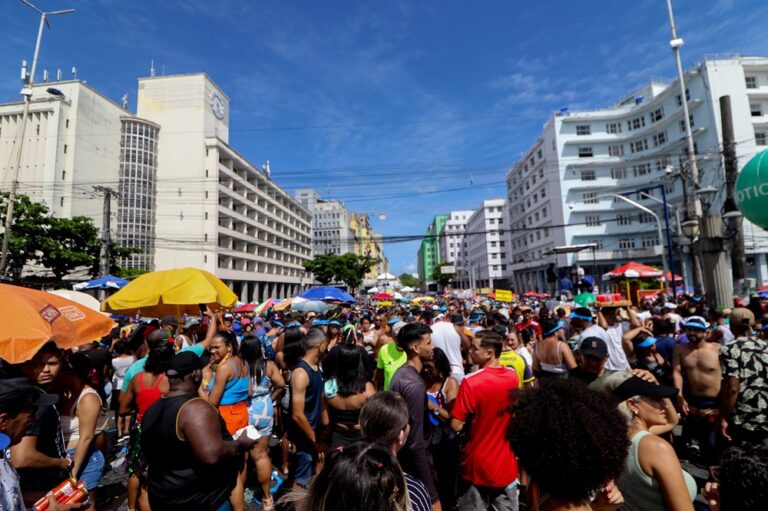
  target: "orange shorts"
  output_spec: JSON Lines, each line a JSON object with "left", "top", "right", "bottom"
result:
{"left": 218, "top": 401, "right": 248, "bottom": 436}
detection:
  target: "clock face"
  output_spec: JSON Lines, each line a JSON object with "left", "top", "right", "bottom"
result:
{"left": 211, "top": 91, "right": 225, "bottom": 120}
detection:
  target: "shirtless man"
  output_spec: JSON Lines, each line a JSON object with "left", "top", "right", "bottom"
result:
{"left": 672, "top": 315, "right": 721, "bottom": 464}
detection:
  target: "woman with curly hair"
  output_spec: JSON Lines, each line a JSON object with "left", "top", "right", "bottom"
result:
{"left": 507, "top": 380, "right": 628, "bottom": 511}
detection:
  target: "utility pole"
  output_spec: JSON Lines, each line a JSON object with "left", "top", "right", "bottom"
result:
{"left": 720, "top": 95, "right": 747, "bottom": 295}
{"left": 93, "top": 186, "right": 118, "bottom": 278}
{"left": 0, "top": 1, "right": 75, "bottom": 275}
{"left": 665, "top": 0, "right": 705, "bottom": 296}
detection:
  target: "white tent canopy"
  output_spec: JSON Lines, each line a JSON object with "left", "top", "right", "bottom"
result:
{"left": 377, "top": 273, "right": 396, "bottom": 281}
{"left": 367, "top": 287, "right": 380, "bottom": 294}
{"left": 400, "top": 286, "right": 415, "bottom": 293}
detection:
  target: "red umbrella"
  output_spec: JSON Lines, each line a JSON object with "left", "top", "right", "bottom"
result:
{"left": 757, "top": 284, "right": 768, "bottom": 292}
{"left": 604, "top": 261, "right": 663, "bottom": 279}
{"left": 523, "top": 291, "right": 540, "bottom": 297}
{"left": 372, "top": 293, "right": 394, "bottom": 301}
{"left": 233, "top": 303, "right": 257, "bottom": 313}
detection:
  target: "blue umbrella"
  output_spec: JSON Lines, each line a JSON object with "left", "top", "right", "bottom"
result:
{"left": 299, "top": 286, "right": 355, "bottom": 303}
{"left": 73, "top": 274, "right": 129, "bottom": 291}
{"left": 292, "top": 300, "right": 331, "bottom": 314}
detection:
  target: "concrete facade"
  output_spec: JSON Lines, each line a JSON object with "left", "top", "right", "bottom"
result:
{"left": 505, "top": 56, "right": 768, "bottom": 291}
{"left": 136, "top": 74, "right": 312, "bottom": 301}
{"left": 464, "top": 199, "right": 507, "bottom": 289}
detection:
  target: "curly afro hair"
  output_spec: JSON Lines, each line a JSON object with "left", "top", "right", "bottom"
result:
{"left": 719, "top": 443, "right": 768, "bottom": 511}
{"left": 507, "top": 380, "right": 629, "bottom": 502}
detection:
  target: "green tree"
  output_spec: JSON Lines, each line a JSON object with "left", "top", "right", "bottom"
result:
{"left": 335, "top": 253, "right": 378, "bottom": 290}
{"left": 303, "top": 253, "right": 338, "bottom": 284}
{"left": 40, "top": 216, "right": 100, "bottom": 280}
{"left": 399, "top": 272, "right": 419, "bottom": 288}
{"left": 303, "top": 252, "right": 379, "bottom": 289}
{"left": 90, "top": 242, "right": 145, "bottom": 278}
{"left": 0, "top": 192, "right": 51, "bottom": 279}
{"left": 432, "top": 263, "right": 455, "bottom": 287}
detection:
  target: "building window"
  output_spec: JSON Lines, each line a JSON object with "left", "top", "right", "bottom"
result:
{"left": 638, "top": 212, "right": 655, "bottom": 223}
{"left": 627, "top": 116, "right": 646, "bottom": 131}
{"left": 606, "top": 122, "right": 622, "bottom": 134}
{"left": 585, "top": 215, "right": 601, "bottom": 226}
{"left": 60, "top": 197, "right": 64, "bottom": 207}
{"left": 678, "top": 114, "right": 695, "bottom": 133}
{"left": 630, "top": 139, "right": 648, "bottom": 153}
{"left": 589, "top": 239, "right": 604, "bottom": 249}
{"left": 751, "top": 103, "right": 763, "bottom": 117}
{"left": 583, "top": 192, "right": 598, "bottom": 204}
{"left": 756, "top": 132, "right": 767, "bottom": 146}
{"left": 619, "top": 238, "right": 635, "bottom": 249}
{"left": 665, "top": 181, "right": 675, "bottom": 194}
{"left": 611, "top": 168, "right": 626, "bottom": 179}
{"left": 537, "top": 149, "right": 543, "bottom": 159}
{"left": 578, "top": 147, "right": 594, "bottom": 158}
{"left": 641, "top": 235, "right": 659, "bottom": 248}
{"left": 650, "top": 108, "right": 664, "bottom": 122}
{"left": 63, "top": 144, "right": 67, "bottom": 154}
{"left": 675, "top": 89, "right": 690, "bottom": 106}
{"left": 65, "top": 119, "right": 69, "bottom": 128}
{"left": 746, "top": 76, "right": 758, "bottom": 89}
{"left": 632, "top": 163, "right": 651, "bottom": 176}
{"left": 617, "top": 214, "right": 633, "bottom": 226}
{"left": 61, "top": 170, "right": 66, "bottom": 180}
{"left": 576, "top": 125, "right": 591, "bottom": 135}
{"left": 653, "top": 131, "right": 667, "bottom": 146}
{"left": 609, "top": 144, "right": 624, "bottom": 156}
{"left": 581, "top": 169, "right": 596, "bottom": 181}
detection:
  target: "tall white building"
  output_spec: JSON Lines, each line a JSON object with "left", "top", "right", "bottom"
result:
{"left": 0, "top": 73, "right": 312, "bottom": 299}
{"left": 0, "top": 79, "right": 157, "bottom": 271}
{"left": 136, "top": 74, "right": 312, "bottom": 301}
{"left": 438, "top": 209, "right": 474, "bottom": 265}
{"left": 505, "top": 55, "right": 768, "bottom": 291}
{"left": 464, "top": 199, "right": 507, "bottom": 289}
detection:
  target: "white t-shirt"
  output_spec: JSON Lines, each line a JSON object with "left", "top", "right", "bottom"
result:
{"left": 604, "top": 322, "right": 630, "bottom": 371}
{"left": 430, "top": 321, "right": 465, "bottom": 382}
{"left": 717, "top": 324, "right": 735, "bottom": 345}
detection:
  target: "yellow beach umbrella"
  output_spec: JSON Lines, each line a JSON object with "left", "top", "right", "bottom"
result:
{"left": 412, "top": 296, "right": 436, "bottom": 304}
{"left": 101, "top": 267, "right": 237, "bottom": 317}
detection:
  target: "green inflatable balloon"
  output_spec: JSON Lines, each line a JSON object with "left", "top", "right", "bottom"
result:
{"left": 573, "top": 292, "right": 596, "bottom": 307}
{"left": 736, "top": 150, "right": 768, "bottom": 228}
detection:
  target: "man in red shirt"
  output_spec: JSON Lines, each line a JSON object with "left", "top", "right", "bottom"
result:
{"left": 451, "top": 330, "right": 520, "bottom": 510}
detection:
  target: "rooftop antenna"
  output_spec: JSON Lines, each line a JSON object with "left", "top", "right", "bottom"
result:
{"left": 71, "top": 66, "right": 77, "bottom": 79}
{"left": 150, "top": 59, "right": 155, "bottom": 77}
{"left": 43, "top": 69, "right": 48, "bottom": 82}
{"left": 56, "top": 68, "right": 62, "bottom": 81}
{"left": 121, "top": 92, "right": 128, "bottom": 110}
{"left": 263, "top": 160, "right": 271, "bottom": 178}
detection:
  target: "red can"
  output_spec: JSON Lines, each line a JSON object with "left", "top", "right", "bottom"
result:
{"left": 33, "top": 478, "right": 89, "bottom": 510}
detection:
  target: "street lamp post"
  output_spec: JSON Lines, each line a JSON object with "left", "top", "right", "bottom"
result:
{"left": 640, "top": 192, "right": 689, "bottom": 292}
{"left": 612, "top": 194, "right": 670, "bottom": 291}
{"left": 0, "top": 1, "right": 75, "bottom": 274}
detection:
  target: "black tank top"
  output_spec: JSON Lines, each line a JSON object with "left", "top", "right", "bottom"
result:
{"left": 141, "top": 393, "right": 240, "bottom": 511}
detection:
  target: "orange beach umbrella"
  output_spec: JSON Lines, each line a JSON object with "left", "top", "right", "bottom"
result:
{"left": 0, "top": 283, "right": 115, "bottom": 363}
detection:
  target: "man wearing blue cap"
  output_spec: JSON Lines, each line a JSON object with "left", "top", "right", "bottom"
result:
{"left": 672, "top": 315, "right": 721, "bottom": 464}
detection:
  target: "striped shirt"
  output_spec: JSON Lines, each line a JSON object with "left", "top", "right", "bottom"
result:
{"left": 405, "top": 473, "right": 432, "bottom": 511}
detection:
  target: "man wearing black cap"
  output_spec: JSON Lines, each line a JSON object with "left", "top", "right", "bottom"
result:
{"left": 141, "top": 351, "right": 258, "bottom": 511}
{"left": 0, "top": 378, "right": 81, "bottom": 511}
{"left": 570, "top": 336, "right": 610, "bottom": 386}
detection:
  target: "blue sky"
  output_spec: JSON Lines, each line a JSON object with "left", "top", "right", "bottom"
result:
{"left": 3, "top": 0, "right": 768, "bottom": 275}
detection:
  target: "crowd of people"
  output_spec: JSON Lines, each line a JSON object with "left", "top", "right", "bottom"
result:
{"left": 2, "top": 292, "right": 768, "bottom": 510}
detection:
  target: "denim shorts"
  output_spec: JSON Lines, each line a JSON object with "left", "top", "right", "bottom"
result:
{"left": 67, "top": 447, "right": 105, "bottom": 490}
